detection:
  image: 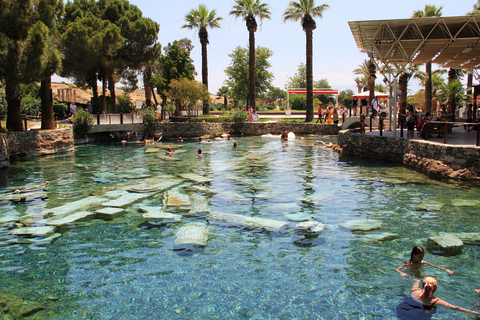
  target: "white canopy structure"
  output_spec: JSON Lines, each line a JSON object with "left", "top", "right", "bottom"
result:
{"left": 351, "top": 91, "right": 388, "bottom": 99}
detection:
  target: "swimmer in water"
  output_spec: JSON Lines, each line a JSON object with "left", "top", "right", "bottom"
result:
{"left": 166, "top": 147, "right": 174, "bottom": 156}
{"left": 197, "top": 149, "right": 203, "bottom": 156}
{"left": 396, "top": 276, "right": 479, "bottom": 318}
{"left": 396, "top": 245, "right": 453, "bottom": 278}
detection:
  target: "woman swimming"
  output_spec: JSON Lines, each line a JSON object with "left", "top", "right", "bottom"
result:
{"left": 396, "top": 246, "right": 453, "bottom": 278}
{"left": 396, "top": 275, "right": 479, "bottom": 319}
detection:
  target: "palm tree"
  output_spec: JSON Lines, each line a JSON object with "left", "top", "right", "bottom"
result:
{"left": 353, "top": 59, "right": 370, "bottom": 92}
{"left": 283, "top": 0, "right": 329, "bottom": 122}
{"left": 436, "top": 79, "right": 470, "bottom": 114}
{"left": 412, "top": 5, "right": 443, "bottom": 114}
{"left": 216, "top": 86, "right": 230, "bottom": 110}
{"left": 231, "top": 0, "right": 271, "bottom": 113}
{"left": 397, "top": 64, "right": 421, "bottom": 128}
{"left": 468, "top": 1, "right": 480, "bottom": 14}
{"left": 183, "top": 5, "right": 223, "bottom": 115}
{"left": 417, "top": 69, "right": 446, "bottom": 113}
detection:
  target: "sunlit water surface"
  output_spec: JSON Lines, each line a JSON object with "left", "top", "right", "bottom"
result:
{"left": 0, "top": 136, "right": 479, "bottom": 319}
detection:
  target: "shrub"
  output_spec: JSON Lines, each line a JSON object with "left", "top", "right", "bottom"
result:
{"left": 21, "top": 93, "right": 41, "bottom": 116}
{"left": 231, "top": 110, "right": 247, "bottom": 133}
{"left": 72, "top": 109, "right": 94, "bottom": 137}
{"left": 289, "top": 95, "right": 306, "bottom": 110}
{"left": 211, "top": 130, "right": 224, "bottom": 138}
{"left": 117, "top": 95, "right": 135, "bottom": 113}
{"left": 0, "top": 85, "right": 6, "bottom": 115}
{"left": 141, "top": 107, "right": 157, "bottom": 138}
{"left": 53, "top": 101, "right": 69, "bottom": 119}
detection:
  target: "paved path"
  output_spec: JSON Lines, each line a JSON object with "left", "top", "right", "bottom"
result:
{"left": 364, "top": 126, "right": 479, "bottom": 146}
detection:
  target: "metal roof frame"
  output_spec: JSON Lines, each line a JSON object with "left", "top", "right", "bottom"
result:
{"left": 349, "top": 15, "right": 480, "bottom": 82}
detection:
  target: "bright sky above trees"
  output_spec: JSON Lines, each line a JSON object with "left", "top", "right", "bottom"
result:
{"left": 72, "top": 0, "right": 477, "bottom": 94}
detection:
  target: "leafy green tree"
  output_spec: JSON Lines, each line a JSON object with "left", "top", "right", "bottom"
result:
{"left": 0, "top": 0, "right": 53, "bottom": 130}
{"left": 353, "top": 59, "right": 370, "bottom": 93}
{"left": 338, "top": 89, "right": 354, "bottom": 107}
{"left": 224, "top": 46, "right": 273, "bottom": 106}
{"left": 289, "top": 95, "right": 306, "bottom": 110}
{"left": 61, "top": 2, "right": 124, "bottom": 112}
{"left": 283, "top": 0, "right": 329, "bottom": 122}
{"left": 412, "top": 5, "right": 443, "bottom": 114}
{"left": 216, "top": 86, "right": 230, "bottom": 110}
{"left": 166, "top": 78, "right": 209, "bottom": 121}
{"left": 436, "top": 79, "right": 469, "bottom": 114}
{"left": 61, "top": 0, "right": 159, "bottom": 113}
{"left": 38, "top": 0, "right": 63, "bottom": 130}
{"left": 285, "top": 63, "right": 307, "bottom": 89}
{"left": 314, "top": 78, "right": 330, "bottom": 88}
{"left": 230, "top": 0, "right": 271, "bottom": 112}
{"left": 374, "top": 84, "right": 385, "bottom": 93}
{"left": 20, "top": 83, "right": 41, "bottom": 116}
{"left": 152, "top": 39, "right": 196, "bottom": 114}
{"left": 398, "top": 64, "right": 421, "bottom": 120}
{"left": 268, "top": 87, "right": 287, "bottom": 106}
{"left": 0, "top": 82, "right": 6, "bottom": 115}
{"left": 183, "top": 4, "right": 223, "bottom": 115}
{"left": 468, "top": 1, "right": 480, "bottom": 14}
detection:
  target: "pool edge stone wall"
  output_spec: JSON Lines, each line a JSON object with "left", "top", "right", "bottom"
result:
{"left": 154, "top": 122, "right": 339, "bottom": 138}
{"left": 338, "top": 129, "right": 480, "bottom": 180}
{"left": 0, "top": 128, "right": 74, "bottom": 168}
{"left": 85, "top": 122, "right": 339, "bottom": 141}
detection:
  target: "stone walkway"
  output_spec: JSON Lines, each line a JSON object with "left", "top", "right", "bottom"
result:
{"left": 365, "top": 126, "right": 479, "bottom": 146}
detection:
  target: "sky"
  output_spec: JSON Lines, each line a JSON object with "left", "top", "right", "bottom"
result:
{"left": 60, "top": 0, "right": 479, "bottom": 95}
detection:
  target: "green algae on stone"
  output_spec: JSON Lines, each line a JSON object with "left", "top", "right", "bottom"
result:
{"left": 416, "top": 200, "right": 446, "bottom": 211}
{"left": 426, "top": 234, "right": 464, "bottom": 256}
{"left": 339, "top": 219, "right": 382, "bottom": 231}
{"left": 450, "top": 199, "right": 480, "bottom": 207}
{"left": 46, "top": 211, "right": 96, "bottom": 226}
{"left": 177, "top": 173, "right": 213, "bottom": 183}
{"left": 102, "top": 192, "right": 152, "bottom": 208}
{"left": 283, "top": 212, "right": 312, "bottom": 222}
{"left": 139, "top": 206, "right": 182, "bottom": 221}
{"left": 440, "top": 232, "right": 480, "bottom": 245}
{"left": 362, "top": 232, "right": 400, "bottom": 241}
{"left": 207, "top": 211, "right": 289, "bottom": 233}
{"left": 42, "top": 196, "right": 107, "bottom": 217}
{"left": 174, "top": 223, "right": 209, "bottom": 246}
{"left": 9, "top": 226, "right": 56, "bottom": 238}
{"left": 95, "top": 207, "right": 125, "bottom": 220}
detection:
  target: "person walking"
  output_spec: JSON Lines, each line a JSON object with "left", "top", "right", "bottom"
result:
{"left": 316, "top": 103, "right": 323, "bottom": 123}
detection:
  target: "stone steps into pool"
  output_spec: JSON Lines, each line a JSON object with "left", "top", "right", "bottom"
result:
{"left": 46, "top": 211, "right": 96, "bottom": 226}
{"left": 42, "top": 196, "right": 107, "bottom": 217}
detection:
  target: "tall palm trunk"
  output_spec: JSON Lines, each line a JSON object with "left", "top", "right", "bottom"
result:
{"left": 367, "top": 59, "right": 376, "bottom": 115}
{"left": 447, "top": 68, "right": 456, "bottom": 119}
{"left": 246, "top": 15, "right": 257, "bottom": 112}
{"left": 305, "top": 29, "right": 313, "bottom": 122}
{"left": 467, "top": 72, "right": 475, "bottom": 121}
{"left": 424, "top": 62, "right": 432, "bottom": 114}
{"left": 40, "top": 75, "right": 55, "bottom": 130}
{"left": 303, "top": 15, "right": 316, "bottom": 122}
{"left": 398, "top": 73, "right": 409, "bottom": 124}
{"left": 200, "top": 27, "right": 209, "bottom": 115}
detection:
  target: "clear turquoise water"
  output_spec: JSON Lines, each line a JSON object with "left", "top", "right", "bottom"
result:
{"left": 0, "top": 136, "right": 479, "bottom": 319}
